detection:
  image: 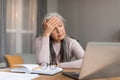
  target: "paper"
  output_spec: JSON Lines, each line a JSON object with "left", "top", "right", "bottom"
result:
{"left": 10, "top": 64, "right": 63, "bottom": 75}
{"left": 13, "top": 64, "right": 39, "bottom": 71}
{"left": 0, "top": 68, "right": 10, "bottom": 71}
{"left": 0, "top": 71, "right": 39, "bottom": 80}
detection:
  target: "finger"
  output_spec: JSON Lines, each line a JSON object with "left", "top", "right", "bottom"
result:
{"left": 46, "top": 18, "right": 58, "bottom": 29}
{"left": 47, "top": 17, "right": 58, "bottom": 25}
{"left": 50, "top": 18, "right": 59, "bottom": 28}
{"left": 57, "top": 63, "right": 61, "bottom": 67}
{"left": 52, "top": 21, "right": 58, "bottom": 28}
{"left": 42, "top": 19, "right": 46, "bottom": 24}
{"left": 42, "top": 19, "right": 46, "bottom": 25}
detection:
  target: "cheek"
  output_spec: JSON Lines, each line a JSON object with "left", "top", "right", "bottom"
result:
{"left": 51, "top": 31, "right": 56, "bottom": 35}
{"left": 62, "top": 28, "right": 66, "bottom": 34}
{"left": 51, "top": 32, "right": 57, "bottom": 38}
{"left": 61, "top": 26, "right": 65, "bottom": 32}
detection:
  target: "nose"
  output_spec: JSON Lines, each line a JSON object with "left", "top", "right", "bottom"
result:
{"left": 56, "top": 27, "right": 61, "bottom": 33}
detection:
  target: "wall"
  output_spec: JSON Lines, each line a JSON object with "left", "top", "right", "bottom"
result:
{"left": 47, "top": 0, "right": 58, "bottom": 13}
{"left": 58, "top": 0, "right": 120, "bottom": 49}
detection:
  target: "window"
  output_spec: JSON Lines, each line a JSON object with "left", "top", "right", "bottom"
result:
{"left": 6, "top": 0, "right": 37, "bottom": 54}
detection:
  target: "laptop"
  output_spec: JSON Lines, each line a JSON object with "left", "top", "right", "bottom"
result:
{"left": 62, "top": 42, "right": 120, "bottom": 80}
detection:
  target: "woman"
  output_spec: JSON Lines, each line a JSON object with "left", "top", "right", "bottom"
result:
{"left": 35, "top": 12, "right": 85, "bottom": 68}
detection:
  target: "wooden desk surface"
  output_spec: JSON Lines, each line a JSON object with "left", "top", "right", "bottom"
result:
{"left": 33, "top": 68, "right": 120, "bottom": 80}
{"left": 33, "top": 68, "right": 79, "bottom": 80}
{"left": 1, "top": 68, "right": 120, "bottom": 80}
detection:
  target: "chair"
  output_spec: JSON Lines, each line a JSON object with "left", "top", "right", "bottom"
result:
{"left": 4, "top": 55, "right": 24, "bottom": 68}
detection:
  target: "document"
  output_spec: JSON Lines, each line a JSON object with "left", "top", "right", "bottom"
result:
{"left": 0, "top": 71, "right": 39, "bottom": 80}
{"left": 10, "top": 64, "right": 63, "bottom": 75}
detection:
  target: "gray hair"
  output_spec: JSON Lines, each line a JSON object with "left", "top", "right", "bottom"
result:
{"left": 43, "top": 12, "right": 65, "bottom": 22}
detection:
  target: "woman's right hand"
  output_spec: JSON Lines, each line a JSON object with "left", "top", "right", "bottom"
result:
{"left": 42, "top": 17, "right": 58, "bottom": 37}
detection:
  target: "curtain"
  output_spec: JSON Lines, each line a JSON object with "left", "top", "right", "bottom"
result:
{"left": 6, "top": 0, "right": 37, "bottom": 54}
{"left": 0, "top": 0, "right": 7, "bottom": 62}
{"left": 0, "top": 0, "right": 47, "bottom": 61}
{"left": 36, "top": 0, "right": 47, "bottom": 37}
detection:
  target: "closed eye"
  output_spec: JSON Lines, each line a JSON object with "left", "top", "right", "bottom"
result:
{"left": 53, "top": 27, "right": 57, "bottom": 31}
{"left": 58, "top": 24, "right": 62, "bottom": 27}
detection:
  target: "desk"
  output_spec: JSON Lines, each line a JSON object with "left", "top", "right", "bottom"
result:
{"left": 1, "top": 68, "right": 120, "bottom": 80}
{"left": 33, "top": 68, "right": 120, "bottom": 80}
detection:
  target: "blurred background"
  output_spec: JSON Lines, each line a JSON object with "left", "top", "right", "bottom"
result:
{"left": 0, "top": 0, "right": 120, "bottom": 66}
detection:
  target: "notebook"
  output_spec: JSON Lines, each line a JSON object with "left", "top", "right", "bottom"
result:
{"left": 62, "top": 42, "right": 120, "bottom": 80}
{"left": 10, "top": 64, "right": 63, "bottom": 75}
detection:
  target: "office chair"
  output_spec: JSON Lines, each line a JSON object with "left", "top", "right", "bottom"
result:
{"left": 4, "top": 55, "right": 24, "bottom": 68}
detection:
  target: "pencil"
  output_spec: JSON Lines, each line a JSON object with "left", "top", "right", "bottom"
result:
{"left": 32, "top": 66, "right": 42, "bottom": 70}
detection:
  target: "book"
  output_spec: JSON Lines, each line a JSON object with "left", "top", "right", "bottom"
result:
{"left": 10, "top": 64, "right": 63, "bottom": 75}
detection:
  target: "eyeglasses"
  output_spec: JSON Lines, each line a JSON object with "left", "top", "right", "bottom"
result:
{"left": 38, "top": 62, "right": 57, "bottom": 70}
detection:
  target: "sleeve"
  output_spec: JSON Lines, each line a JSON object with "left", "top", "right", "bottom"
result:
{"left": 71, "top": 40, "right": 85, "bottom": 59}
{"left": 60, "top": 59, "right": 83, "bottom": 68}
{"left": 35, "top": 36, "right": 50, "bottom": 64}
{"left": 60, "top": 39, "right": 85, "bottom": 68}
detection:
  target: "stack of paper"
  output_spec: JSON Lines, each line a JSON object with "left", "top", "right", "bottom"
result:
{"left": 0, "top": 71, "right": 39, "bottom": 80}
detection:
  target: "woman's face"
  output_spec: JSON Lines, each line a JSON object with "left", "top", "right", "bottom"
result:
{"left": 50, "top": 17, "right": 66, "bottom": 43}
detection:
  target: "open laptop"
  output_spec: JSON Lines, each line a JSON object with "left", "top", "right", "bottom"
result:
{"left": 62, "top": 42, "right": 120, "bottom": 80}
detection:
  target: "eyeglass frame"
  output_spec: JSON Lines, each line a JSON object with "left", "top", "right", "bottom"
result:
{"left": 38, "top": 62, "right": 57, "bottom": 70}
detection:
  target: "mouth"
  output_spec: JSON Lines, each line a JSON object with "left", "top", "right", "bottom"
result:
{"left": 58, "top": 35, "right": 62, "bottom": 37}
{"left": 58, "top": 33, "right": 64, "bottom": 37}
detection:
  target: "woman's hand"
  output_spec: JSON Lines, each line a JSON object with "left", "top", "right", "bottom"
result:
{"left": 57, "top": 63, "right": 61, "bottom": 67}
{"left": 42, "top": 17, "right": 58, "bottom": 37}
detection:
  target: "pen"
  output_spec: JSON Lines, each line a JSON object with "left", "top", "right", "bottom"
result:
{"left": 32, "top": 66, "right": 42, "bottom": 70}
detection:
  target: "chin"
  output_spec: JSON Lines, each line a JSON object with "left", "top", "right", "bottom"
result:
{"left": 56, "top": 35, "right": 65, "bottom": 41}
{"left": 59, "top": 36, "right": 65, "bottom": 40}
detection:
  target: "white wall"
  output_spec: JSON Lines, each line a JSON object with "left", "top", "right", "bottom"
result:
{"left": 58, "top": 0, "right": 120, "bottom": 48}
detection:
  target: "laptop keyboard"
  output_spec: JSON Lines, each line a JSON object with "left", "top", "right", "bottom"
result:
{"left": 62, "top": 72, "right": 79, "bottom": 79}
